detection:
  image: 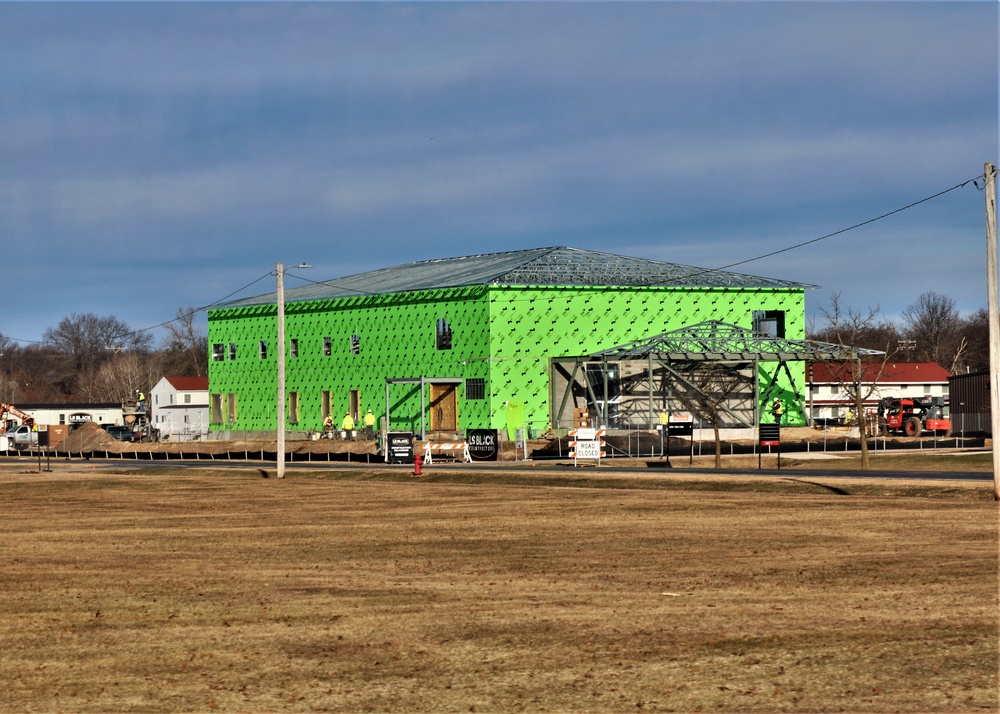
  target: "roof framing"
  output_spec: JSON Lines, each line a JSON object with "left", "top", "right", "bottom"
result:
{"left": 219, "top": 247, "right": 817, "bottom": 309}
{"left": 587, "top": 320, "right": 884, "bottom": 363}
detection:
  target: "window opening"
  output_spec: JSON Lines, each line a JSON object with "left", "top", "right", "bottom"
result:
{"left": 289, "top": 392, "right": 300, "bottom": 424}
{"left": 752, "top": 310, "right": 785, "bottom": 338}
{"left": 259, "top": 341, "right": 268, "bottom": 359}
{"left": 290, "top": 339, "right": 299, "bottom": 358}
{"left": 212, "top": 344, "right": 224, "bottom": 361}
{"left": 350, "top": 334, "right": 360, "bottom": 354}
{"left": 436, "top": 318, "right": 453, "bottom": 350}
{"left": 323, "top": 337, "right": 332, "bottom": 356}
{"left": 349, "top": 390, "right": 360, "bottom": 421}
{"left": 228, "top": 343, "right": 237, "bottom": 360}
{"left": 210, "top": 394, "right": 223, "bottom": 423}
{"left": 466, "top": 378, "right": 486, "bottom": 400}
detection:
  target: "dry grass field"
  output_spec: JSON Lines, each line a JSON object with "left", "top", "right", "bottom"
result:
{"left": 0, "top": 464, "right": 996, "bottom": 713}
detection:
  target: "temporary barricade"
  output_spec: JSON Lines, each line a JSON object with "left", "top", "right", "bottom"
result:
{"left": 423, "top": 442, "right": 473, "bottom": 464}
{"left": 568, "top": 427, "right": 606, "bottom": 465}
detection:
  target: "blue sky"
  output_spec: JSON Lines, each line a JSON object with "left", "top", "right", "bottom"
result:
{"left": 1, "top": 2, "right": 997, "bottom": 346}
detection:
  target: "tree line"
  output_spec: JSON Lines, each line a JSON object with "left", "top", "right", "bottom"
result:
{"left": 808, "top": 290, "right": 988, "bottom": 374}
{"left": 0, "top": 291, "right": 988, "bottom": 406}
{"left": 0, "top": 308, "right": 207, "bottom": 405}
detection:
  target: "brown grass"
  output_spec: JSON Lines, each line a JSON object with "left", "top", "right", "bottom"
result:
{"left": 0, "top": 466, "right": 996, "bottom": 712}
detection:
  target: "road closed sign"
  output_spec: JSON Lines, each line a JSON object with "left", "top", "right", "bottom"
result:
{"left": 570, "top": 427, "right": 606, "bottom": 465}
{"left": 574, "top": 439, "right": 603, "bottom": 460}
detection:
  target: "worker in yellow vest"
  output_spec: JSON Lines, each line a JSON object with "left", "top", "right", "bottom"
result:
{"left": 341, "top": 412, "right": 355, "bottom": 440}
{"left": 771, "top": 398, "right": 784, "bottom": 425}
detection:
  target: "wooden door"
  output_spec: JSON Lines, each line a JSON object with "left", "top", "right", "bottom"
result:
{"left": 429, "top": 384, "right": 458, "bottom": 432}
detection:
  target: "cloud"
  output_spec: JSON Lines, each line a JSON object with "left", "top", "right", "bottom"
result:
{"left": 0, "top": 2, "right": 994, "bottom": 343}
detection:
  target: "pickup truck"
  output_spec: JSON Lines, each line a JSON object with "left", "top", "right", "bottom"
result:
{"left": 4, "top": 424, "right": 39, "bottom": 449}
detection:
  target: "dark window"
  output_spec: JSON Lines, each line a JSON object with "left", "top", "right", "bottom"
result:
{"left": 323, "top": 337, "right": 332, "bottom": 356}
{"left": 259, "top": 341, "right": 268, "bottom": 359}
{"left": 466, "top": 378, "right": 486, "bottom": 400}
{"left": 350, "top": 334, "right": 360, "bottom": 354}
{"left": 290, "top": 339, "right": 299, "bottom": 358}
{"left": 212, "top": 344, "right": 224, "bottom": 362}
{"left": 228, "top": 343, "right": 237, "bottom": 360}
{"left": 436, "top": 318, "right": 453, "bottom": 350}
{"left": 753, "top": 310, "right": 785, "bottom": 338}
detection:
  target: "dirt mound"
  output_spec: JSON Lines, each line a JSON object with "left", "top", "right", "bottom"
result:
{"left": 60, "top": 422, "right": 120, "bottom": 452}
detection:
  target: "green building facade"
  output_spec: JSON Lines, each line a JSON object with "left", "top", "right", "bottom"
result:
{"left": 207, "top": 247, "right": 811, "bottom": 437}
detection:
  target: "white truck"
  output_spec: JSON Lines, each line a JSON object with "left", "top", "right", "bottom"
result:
{"left": 3, "top": 424, "right": 39, "bottom": 450}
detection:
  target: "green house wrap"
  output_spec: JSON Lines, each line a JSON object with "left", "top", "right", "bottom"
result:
{"left": 207, "top": 247, "right": 814, "bottom": 437}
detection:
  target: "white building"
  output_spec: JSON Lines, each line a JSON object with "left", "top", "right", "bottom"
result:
{"left": 806, "top": 361, "right": 951, "bottom": 422}
{"left": 150, "top": 376, "right": 209, "bottom": 441}
{"left": 2, "top": 403, "right": 124, "bottom": 429}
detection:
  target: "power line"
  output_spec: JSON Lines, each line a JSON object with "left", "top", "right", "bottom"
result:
{"left": 3, "top": 173, "right": 988, "bottom": 347}
{"left": 2, "top": 271, "right": 277, "bottom": 348}
{"left": 704, "top": 174, "right": 984, "bottom": 275}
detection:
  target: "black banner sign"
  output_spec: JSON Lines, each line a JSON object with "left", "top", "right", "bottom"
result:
{"left": 466, "top": 429, "right": 498, "bottom": 461}
{"left": 667, "top": 422, "right": 693, "bottom": 437}
{"left": 387, "top": 431, "right": 414, "bottom": 464}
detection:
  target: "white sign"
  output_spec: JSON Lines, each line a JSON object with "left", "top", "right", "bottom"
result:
{"left": 574, "top": 439, "right": 603, "bottom": 460}
{"left": 574, "top": 427, "right": 598, "bottom": 441}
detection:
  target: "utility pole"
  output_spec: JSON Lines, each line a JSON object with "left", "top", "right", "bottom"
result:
{"left": 276, "top": 262, "right": 287, "bottom": 479}
{"left": 275, "top": 262, "right": 311, "bottom": 480}
{"left": 984, "top": 163, "right": 998, "bottom": 501}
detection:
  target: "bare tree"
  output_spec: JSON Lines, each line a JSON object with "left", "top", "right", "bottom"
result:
{"left": 91, "top": 352, "right": 164, "bottom": 403}
{"left": 160, "top": 307, "right": 208, "bottom": 377}
{"left": 42, "top": 313, "right": 153, "bottom": 401}
{"left": 0, "top": 344, "right": 67, "bottom": 402}
{"left": 955, "top": 308, "right": 989, "bottom": 373}
{"left": 817, "top": 291, "right": 892, "bottom": 470}
{"left": 901, "top": 291, "right": 963, "bottom": 369}
{"left": 672, "top": 362, "right": 754, "bottom": 468}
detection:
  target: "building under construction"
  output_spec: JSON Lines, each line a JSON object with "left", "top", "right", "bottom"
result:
{"left": 206, "top": 246, "right": 820, "bottom": 438}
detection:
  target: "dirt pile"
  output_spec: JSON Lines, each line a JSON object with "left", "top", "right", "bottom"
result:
{"left": 60, "top": 422, "right": 120, "bottom": 452}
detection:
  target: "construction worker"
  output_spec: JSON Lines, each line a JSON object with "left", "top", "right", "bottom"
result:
{"left": 771, "top": 397, "right": 784, "bottom": 425}
{"left": 323, "top": 415, "right": 335, "bottom": 438}
{"left": 341, "top": 412, "right": 355, "bottom": 439}
{"left": 136, "top": 390, "right": 146, "bottom": 412}
{"left": 363, "top": 409, "right": 376, "bottom": 438}
{"left": 843, "top": 408, "right": 854, "bottom": 425}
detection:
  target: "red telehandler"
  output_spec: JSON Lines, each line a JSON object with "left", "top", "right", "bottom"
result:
{"left": 876, "top": 396, "right": 950, "bottom": 437}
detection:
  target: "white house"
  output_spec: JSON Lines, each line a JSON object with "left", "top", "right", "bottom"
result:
{"left": 150, "top": 376, "right": 209, "bottom": 441}
{"left": 806, "top": 361, "right": 951, "bottom": 422}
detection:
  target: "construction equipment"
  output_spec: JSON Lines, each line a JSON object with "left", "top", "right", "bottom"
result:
{"left": 1, "top": 402, "right": 35, "bottom": 431}
{"left": 122, "top": 396, "right": 156, "bottom": 442}
{"left": 877, "top": 397, "right": 951, "bottom": 437}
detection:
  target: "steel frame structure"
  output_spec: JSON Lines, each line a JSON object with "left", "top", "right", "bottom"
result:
{"left": 551, "top": 321, "right": 883, "bottom": 430}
